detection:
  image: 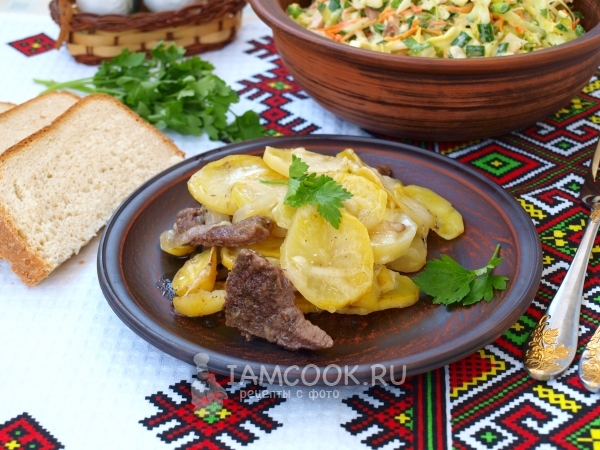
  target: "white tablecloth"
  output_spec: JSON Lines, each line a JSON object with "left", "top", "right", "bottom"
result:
{"left": 0, "top": 10, "right": 378, "bottom": 450}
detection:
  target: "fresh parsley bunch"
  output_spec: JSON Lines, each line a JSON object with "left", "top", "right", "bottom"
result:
{"left": 34, "top": 43, "right": 264, "bottom": 142}
{"left": 413, "top": 244, "right": 508, "bottom": 306}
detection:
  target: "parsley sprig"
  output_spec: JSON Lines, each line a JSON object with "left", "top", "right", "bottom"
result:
{"left": 34, "top": 43, "right": 264, "bottom": 142}
{"left": 264, "top": 155, "right": 353, "bottom": 229}
{"left": 413, "top": 244, "right": 508, "bottom": 306}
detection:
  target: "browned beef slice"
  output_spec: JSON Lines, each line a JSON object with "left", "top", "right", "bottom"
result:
{"left": 173, "top": 209, "right": 273, "bottom": 247}
{"left": 189, "top": 215, "right": 274, "bottom": 247}
{"left": 175, "top": 207, "right": 209, "bottom": 234}
{"left": 225, "top": 249, "right": 333, "bottom": 350}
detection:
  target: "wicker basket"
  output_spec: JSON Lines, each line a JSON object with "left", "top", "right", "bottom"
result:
{"left": 50, "top": 0, "right": 246, "bottom": 64}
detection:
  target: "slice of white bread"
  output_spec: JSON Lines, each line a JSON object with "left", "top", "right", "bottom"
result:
{"left": 0, "top": 92, "right": 79, "bottom": 156}
{"left": 0, "top": 93, "right": 185, "bottom": 285}
{"left": 0, "top": 102, "right": 16, "bottom": 114}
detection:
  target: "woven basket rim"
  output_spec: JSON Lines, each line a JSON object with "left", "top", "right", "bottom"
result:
{"left": 49, "top": 0, "right": 247, "bottom": 32}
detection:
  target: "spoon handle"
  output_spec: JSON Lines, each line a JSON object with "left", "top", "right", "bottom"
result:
{"left": 579, "top": 325, "right": 600, "bottom": 393}
{"left": 524, "top": 203, "right": 600, "bottom": 381}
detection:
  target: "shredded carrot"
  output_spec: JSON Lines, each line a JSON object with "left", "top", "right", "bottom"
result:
{"left": 573, "top": 18, "right": 580, "bottom": 29}
{"left": 385, "top": 24, "right": 419, "bottom": 41}
{"left": 425, "top": 29, "right": 442, "bottom": 35}
{"left": 496, "top": 17, "right": 504, "bottom": 31}
{"left": 410, "top": 4, "right": 422, "bottom": 12}
{"left": 445, "top": 4, "right": 473, "bottom": 13}
{"left": 378, "top": 6, "right": 397, "bottom": 22}
{"left": 319, "top": 18, "right": 361, "bottom": 34}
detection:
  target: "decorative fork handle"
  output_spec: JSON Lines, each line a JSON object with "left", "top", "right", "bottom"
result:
{"left": 579, "top": 325, "right": 600, "bottom": 393}
{"left": 523, "top": 203, "right": 600, "bottom": 381}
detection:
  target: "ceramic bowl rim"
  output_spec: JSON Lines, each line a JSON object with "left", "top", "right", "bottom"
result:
{"left": 249, "top": 0, "right": 600, "bottom": 74}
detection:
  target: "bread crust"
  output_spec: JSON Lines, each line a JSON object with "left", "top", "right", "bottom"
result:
{"left": 0, "top": 91, "right": 78, "bottom": 122}
{"left": 0, "top": 93, "right": 185, "bottom": 285}
{"left": 0, "top": 204, "right": 50, "bottom": 285}
{"left": 0, "top": 102, "right": 16, "bottom": 114}
{"left": 0, "top": 94, "right": 185, "bottom": 163}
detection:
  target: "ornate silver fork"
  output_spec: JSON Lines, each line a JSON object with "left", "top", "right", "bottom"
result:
{"left": 579, "top": 326, "right": 600, "bottom": 393}
{"left": 523, "top": 139, "right": 600, "bottom": 382}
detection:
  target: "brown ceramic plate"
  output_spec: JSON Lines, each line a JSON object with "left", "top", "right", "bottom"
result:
{"left": 98, "top": 135, "right": 542, "bottom": 385}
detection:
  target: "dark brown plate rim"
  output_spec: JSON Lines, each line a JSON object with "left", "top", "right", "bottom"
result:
{"left": 97, "top": 135, "right": 542, "bottom": 385}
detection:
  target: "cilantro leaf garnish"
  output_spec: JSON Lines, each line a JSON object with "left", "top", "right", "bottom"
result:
{"left": 413, "top": 244, "right": 508, "bottom": 306}
{"left": 263, "top": 155, "right": 353, "bottom": 229}
{"left": 34, "top": 43, "right": 265, "bottom": 142}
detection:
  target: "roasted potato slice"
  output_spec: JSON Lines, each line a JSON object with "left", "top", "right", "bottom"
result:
{"left": 173, "top": 289, "right": 226, "bottom": 317}
{"left": 171, "top": 247, "right": 217, "bottom": 296}
{"left": 188, "top": 155, "right": 286, "bottom": 215}
{"left": 281, "top": 205, "right": 374, "bottom": 312}
{"left": 403, "top": 184, "right": 464, "bottom": 240}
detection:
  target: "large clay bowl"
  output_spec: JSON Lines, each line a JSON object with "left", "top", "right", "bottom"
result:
{"left": 249, "top": 0, "right": 600, "bottom": 141}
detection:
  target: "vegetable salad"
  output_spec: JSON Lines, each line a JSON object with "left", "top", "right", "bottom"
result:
{"left": 287, "top": 0, "right": 584, "bottom": 57}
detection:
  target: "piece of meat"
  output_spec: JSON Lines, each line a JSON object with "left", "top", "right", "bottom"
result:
{"left": 187, "top": 215, "right": 273, "bottom": 247}
{"left": 376, "top": 164, "right": 393, "bottom": 177}
{"left": 171, "top": 210, "right": 273, "bottom": 248}
{"left": 383, "top": 17, "right": 400, "bottom": 37}
{"left": 225, "top": 249, "right": 333, "bottom": 350}
{"left": 365, "top": 6, "right": 379, "bottom": 20}
{"left": 175, "top": 205, "right": 232, "bottom": 234}
{"left": 175, "top": 207, "right": 209, "bottom": 234}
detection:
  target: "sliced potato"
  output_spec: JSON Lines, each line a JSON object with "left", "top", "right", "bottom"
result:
{"left": 348, "top": 270, "right": 381, "bottom": 310}
{"left": 220, "top": 237, "right": 283, "bottom": 270}
{"left": 232, "top": 189, "right": 280, "bottom": 224}
{"left": 280, "top": 205, "right": 374, "bottom": 312}
{"left": 369, "top": 209, "right": 417, "bottom": 264}
{"left": 331, "top": 172, "right": 387, "bottom": 231}
{"left": 335, "top": 148, "right": 373, "bottom": 171}
{"left": 336, "top": 149, "right": 386, "bottom": 187}
{"left": 336, "top": 268, "right": 419, "bottom": 314}
{"left": 378, "top": 271, "right": 420, "bottom": 310}
{"left": 403, "top": 184, "right": 464, "bottom": 240}
{"left": 353, "top": 166, "right": 385, "bottom": 187}
{"left": 263, "top": 146, "right": 358, "bottom": 177}
{"left": 262, "top": 146, "right": 294, "bottom": 176}
{"left": 173, "top": 290, "right": 226, "bottom": 317}
{"left": 159, "top": 229, "right": 196, "bottom": 257}
{"left": 386, "top": 234, "right": 428, "bottom": 273}
{"left": 231, "top": 179, "right": 287, "bottom": 209}
{"left": 171, "top": 247, "right": 217, "bottom": 296}
{"left": 220, "top": 247, "right": 235, "bottom": 270}
{"left": 386, "top": 183, "right": 435, "bottom": 236}
{"left": 376, "top": 265, "right": 396, "bottom": 295}
{"left": 271, "top": 198, "right": 297, "bottom": 230}
{"left": 188, "top": 155, "right": 286, "bottom": 215}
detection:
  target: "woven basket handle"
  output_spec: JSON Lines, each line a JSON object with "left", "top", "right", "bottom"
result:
{"left": 55, "top": 0, "right": 74, "bottom": 49}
